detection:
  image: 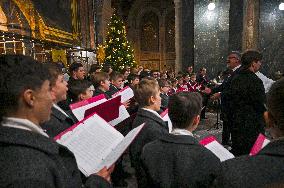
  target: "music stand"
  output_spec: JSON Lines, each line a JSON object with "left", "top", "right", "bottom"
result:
{"left": 208, "top": 99, "right": 222, "bottom": 130}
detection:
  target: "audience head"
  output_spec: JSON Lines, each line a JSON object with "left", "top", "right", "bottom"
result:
{"left": 182, "top": 73, "right": 190, "bottom": 83}
{"left": 69, "top": 62, "right": 85, "bottom": 80}
{"left": 190, "top": 73, "right": 197, "bottom": 82}
{"left": 187, "top": 66, "right": 193, "bottom": 74}
{"left": 265, "top": 78, "right": 284, "bottom": 138}
{"left": 46, "top": 63, "right": 68, "bottom": 103}
{"left": 151, "top": 70, "right": 160, "bottom": 79}
{"left": 0, "top": 55, "right": 52, "bottom": 125}
{"left": 110, "top": 71, "right": 124, "bottom": 89}
{"left": 68, "top": 80, "right": 94, "bottom": 103}
{"left": 91, "top": 72, "right": 110, "bottom": 91}
{"left": 134, "top": 78, "right": 161, "bottom": 110}
{"left": 227, "top": 51, "right": 241, "bottom": 69}
{"left": 200, "top": 68, "right": 207, "bottom": 75}
{"left": 128, "top": 74, "right": 140, "bottom": 87}
{"left": 120, "top": 68, "right": 130, "bottom": 80}
{"left": 158, "top": 79, "right": 171, "bottom": 94}
{"left": 170, "top": 78, "right": 178, "bottom": 88}
{"left": 241, "top": 50, "right": 263, "bottom": 73}
{"left": 89, "top": 64, "right": 101, "bottom": 75}
{"left": 176, "top": 76, "right": 184, "bottom": 85}
{"left": 102, "top": 65, "right": 113, "bottom": 75}
{"left": 168, "top": 92, "right": 203, "bottom": 131}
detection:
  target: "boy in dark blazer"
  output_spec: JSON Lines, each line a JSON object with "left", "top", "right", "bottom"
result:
{"left": 142, "top": 92, "right": 221, "bottom": 188}
{"left": 158, "top": 79, "right": 170, "bottom": 111}
{"left": 215, "top": 78, "right": 284, "bottom": 188}
{"left": 41, "top": 64, "right": 78, "bottom": 137}
{"left": 130, "top": 78, "right": 169, "bottom": 187}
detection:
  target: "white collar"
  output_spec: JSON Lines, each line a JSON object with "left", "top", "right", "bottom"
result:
{"left": 53, "top": 103, "right": 69, "bottom": 117}
{"left": 232, "top": 64, "right": 241, "bottom": 72}
{"left": 2, "top": 117, "right": 49, "bottom": 137}
{"left": 171, "top": 128, "right": 193, "bottom": 137}
{"left": 142, "top": 108, "right": 162, "bottom": 119}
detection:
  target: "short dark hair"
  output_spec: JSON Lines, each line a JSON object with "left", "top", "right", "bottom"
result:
{"left": 110, "top": 71, "right": 124, "bottom": 82}
{"left": 0, "top": 55, "right": 50, "bottom": 122}
{"left": 158, "top": 79, "right": 170, "bottom": 88}
{"left": 89, "top": 64, "right": 101, "bottom": 74}
{"left": 168, "top": 92, "right": 203, "bottom": 129}
{"left": 46, "top": 63, "right": 62, "bottom": 87}
{"left": 68, "top": 80, "right": 92, "bottom": 103}
{"left": 69, "top": 62, "right": 83, "bottom": 74}
{"left": 267, "top": 78, "right": 284, "bottom": 132}
{"left": 241, "top": 50, "right": 262, "bottom": 68}
{"left": 127, "top": 74, "right": 140, "bottom": 83}
{"left": 134, "top": 78, "right": 159, "bottom": 107}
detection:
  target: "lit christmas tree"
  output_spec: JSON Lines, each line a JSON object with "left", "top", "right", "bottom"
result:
{"left": 104, "top": 13, "right": 136, "bottom": 71}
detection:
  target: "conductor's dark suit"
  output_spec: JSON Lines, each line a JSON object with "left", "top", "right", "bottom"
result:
{"left": 229, "top": 68, "right": 266, "bottom": 156}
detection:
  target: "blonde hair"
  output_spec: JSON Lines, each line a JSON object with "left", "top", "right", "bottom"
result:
{"left": 134, "top": 78, "right": 159, "bottom": 107}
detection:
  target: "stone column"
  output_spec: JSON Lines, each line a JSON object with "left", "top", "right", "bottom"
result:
{"left": 181, "top": 0, "right": 194, "bottom": 71}
{"left": 174, "top": 0, "right": 182, "bottom": 73}
{"left": 229, "top": 0, "right": 244, "bottom": 52}
{"left": 242, "top": 0, "right": 260, "bottom": 50}
{"left": 160, "top": 24, "right": 166, "bottom": 71}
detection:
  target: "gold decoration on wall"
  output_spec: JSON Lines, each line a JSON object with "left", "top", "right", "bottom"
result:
{"left": 0, "top": 6, "right": 8, "bottom": 31}
{"left": 97, "top": 44, "right": 105, "bottom": 65}
{"left": 52, "top": 49, "right": 67, "bottom": 66}
{"left": 12, "top": 0, "right": 80, "bottom": 46}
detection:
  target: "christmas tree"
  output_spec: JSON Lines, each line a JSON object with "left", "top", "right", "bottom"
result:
{"left": 104, "top": 13, "right": 136, "bottom": 71}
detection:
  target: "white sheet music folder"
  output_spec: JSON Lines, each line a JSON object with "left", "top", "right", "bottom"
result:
{"left": 199, "top": 136, "right": 234, "bottom": 162}
{"left": 55, "top": 113, "right": 144, "bottom": 176}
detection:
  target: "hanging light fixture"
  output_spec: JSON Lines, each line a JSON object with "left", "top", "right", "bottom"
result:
{"left": 208, "top": 1, "right": 216, "bottom": 11}
{"left": 279, "top": 2, "right": 284, "bottom": 10}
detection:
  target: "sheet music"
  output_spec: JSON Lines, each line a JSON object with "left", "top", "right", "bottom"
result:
{"left": 101, "top": 124, "right": 145, "bottom": 168}
{"left": 204, "top": 141, "right": 234, "bottom": 162}
{"left": 72, "top": 98, "right": 107, "bottom": 121}
{"left": 56, "top": 114, "right": 124, "bottom": 176}
{"left": 112, "top": 87, "right": 134, "bottom": 103}
{"left": 109, "top": 105, "right": 130, "bottom": 126}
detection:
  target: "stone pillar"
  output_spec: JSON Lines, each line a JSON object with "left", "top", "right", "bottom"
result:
{"left": 181, "top": 0, "right": 194, "bottom": 71}
{"left": 174, "top": 0, "right": 182, "bottom": 73}
{"left": 229, "top": 0, "right": 244, "bottom": 52}
{"left": 160, "top": 25, "right": 166, "bottom": 71}
{"left": 242, "top": 0, "right": 260, "bottom": 50}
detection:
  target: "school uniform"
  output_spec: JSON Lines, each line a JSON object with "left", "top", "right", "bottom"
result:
{"left": 0, "top": 118, "right": 112, "bottom": 188}
{"left": 41, "top": 104, "right": 77, "bottom": 137}
{"left": 215, "top": 139, "right": 284, "bottom": 188}
{"left": 130, "top": 108, "right": 169, "bottom": 187}
{"left": 141, "top": 129, "right": 221, "bottom": 188}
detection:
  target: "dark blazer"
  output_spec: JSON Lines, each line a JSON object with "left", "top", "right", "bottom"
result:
{"left": 93, "top": 88, "right": 110, "bottom": 99}
{"left": 229, "top": 68, "right": 266, "bottom": 155}
{"left": 215, "top": 139, "right": 284, "bottom": 188}
{"left": 160, "top": 93, "right": 169, "bottom": 111}
{"left": 105, "top": 84, "right": 120, "bottom": 98}
{"left": 41, "top": 106, "right": 77, "bottom": 138}
{"left": 130, "top": 108, "right": 169, "bottom": 187}
{"left": 0, "top": 126, "right": 112, "bottom": 188}
{"left": 141, "top": 133, "right": 221, "bottom": 188}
